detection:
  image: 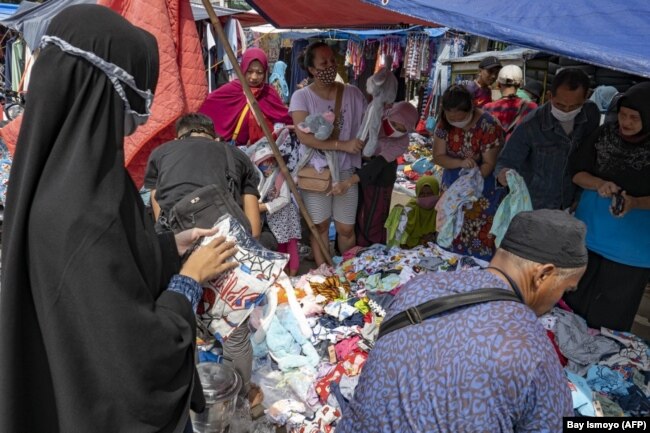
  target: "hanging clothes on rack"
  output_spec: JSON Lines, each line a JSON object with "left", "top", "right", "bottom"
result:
{"left": 4, "top": 33, "right": 14, "bottom": 90}
{"left": 374, "top": 36, "right": 403, "bottom": 73}
{"left": 345, "top": 39, "right": 366, "bottom": 80}
{"left": 404, "top": 32, "right": 430, "bottom": 81}
{"left": 289, "top": 39, "right": 309, "bottom": 96}
{"left": 420, "top": 36, "right": 467, "bottom": 131}
{"left": 218, "top": 17, "right": 246, "bottom": 82}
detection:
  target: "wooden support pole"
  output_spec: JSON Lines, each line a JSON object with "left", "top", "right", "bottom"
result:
{"left": 200, "top": 0, "right": 333, "bottom": 266}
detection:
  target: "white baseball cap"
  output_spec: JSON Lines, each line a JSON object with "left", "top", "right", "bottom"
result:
{"left": 497, "top": 65, "right": 523, "bottom": 86}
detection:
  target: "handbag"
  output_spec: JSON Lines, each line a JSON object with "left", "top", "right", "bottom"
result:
{"left": 296, "top": 83, "right": 343, "bottom": 192}
{"left": 166, "top": 144, "right": 252, "bottom": 234}
{"left": 296, "top": 166, "right": 332, "bottom": 193}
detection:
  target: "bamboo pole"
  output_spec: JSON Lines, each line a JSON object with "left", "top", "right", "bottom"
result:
{"left": 200, "top": 0, "right": 333, "bottom": 266}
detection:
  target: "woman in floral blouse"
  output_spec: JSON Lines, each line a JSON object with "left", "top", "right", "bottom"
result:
{"left": 433, "top": 84, "right": 505, "bottom": 260}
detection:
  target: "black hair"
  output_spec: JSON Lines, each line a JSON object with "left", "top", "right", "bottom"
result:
{"left": 437, "top": 84, "right": 473, "bottom": 131}
{"left": 551, "top": 68, "right": 590, "bottom": 97}
{"left": 175, "top": 112, "right": 216, "bottom": 139}
{"left": 301, "top": 41, "right": 330, "bottom": 78}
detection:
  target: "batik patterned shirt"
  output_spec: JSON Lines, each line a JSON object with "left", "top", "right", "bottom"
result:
{"left": 338, "top": 270, "right": 572, "bottom": 433}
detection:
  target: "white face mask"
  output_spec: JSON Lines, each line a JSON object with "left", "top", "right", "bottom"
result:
{"left": 446, "top": 111, "right": 473, "bottom": 128}
{"left": 551, "top": 104, "right": 582, "bottom": 122}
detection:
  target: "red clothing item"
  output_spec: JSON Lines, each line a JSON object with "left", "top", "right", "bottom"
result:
{"left": 484, "top": 95, "right": 538, "bottom": 140}
{"left": 435, "top": 111, "right": 503, "bottom": 160}
{"left": 462, "top": 80, "right": 492, "bottom": 108}
{"left": 546, "top": 330, "right": 568, "bottom": 366}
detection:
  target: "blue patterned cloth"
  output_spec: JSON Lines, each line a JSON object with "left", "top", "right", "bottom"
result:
{"left": 0, "top": 138, "right": 12, "bottom": 206}
{"left": 338, "top": 270, "right": 572, "bottom": 433}
{"left": 167, "top": 274, "right": 202, "bottom": 312}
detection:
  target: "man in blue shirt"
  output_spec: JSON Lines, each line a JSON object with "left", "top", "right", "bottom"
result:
{"left": 495, "top": 68, "right": 600, "bottom": 210}
{"left": 338, "top": 210, "right": 588, "bottom": 433}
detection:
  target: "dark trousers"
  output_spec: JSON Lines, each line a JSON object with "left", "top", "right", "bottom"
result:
{"left": 564, "top": 250, "right": 650, "bottom": 331}
{"left": 355, "top": 184, "right": 393, "bottom": 247}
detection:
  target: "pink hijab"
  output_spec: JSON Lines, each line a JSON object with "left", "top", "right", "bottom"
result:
{"left": 376, "top": 101, "right": 419, "bottom": 162}
{"left": 199, "top": 48, "right": 292, "bottom": 144}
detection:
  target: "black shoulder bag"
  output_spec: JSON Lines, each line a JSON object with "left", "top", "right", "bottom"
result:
{"left": 166, "top": 143, "right": 252, "bottom": 234}
{"left": 377, "top": 287, "right": 523, "bottom": 340}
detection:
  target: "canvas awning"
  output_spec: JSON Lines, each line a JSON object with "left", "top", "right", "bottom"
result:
{"left": 363, "top": 0, "right": 650, "bottom": 78}
{"left": 246, "top": 0, "right": 436, "bottom": 29}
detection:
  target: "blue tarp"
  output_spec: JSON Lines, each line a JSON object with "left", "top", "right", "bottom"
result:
{"left": 252, "top": 25, "right": 447, "bottom": 42}
{"left": 363, "top": 0, "right": 650, "bottom": 78}
{"left": 326, "top": 26, "right": 447, "bottom": 40}
{"left": 0, "top": 3, "right": 18, "bottom": 21}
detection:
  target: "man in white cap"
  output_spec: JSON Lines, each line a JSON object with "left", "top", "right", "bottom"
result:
{"left": 484, "top": 65, "right": 538, "bottom": 140}
{"left": 338, "top": 209, "right": 587, "bottom": 433}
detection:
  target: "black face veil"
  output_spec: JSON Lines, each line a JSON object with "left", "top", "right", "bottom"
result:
{"left": 0, "top": 5, "right": 200, "bottom": 432}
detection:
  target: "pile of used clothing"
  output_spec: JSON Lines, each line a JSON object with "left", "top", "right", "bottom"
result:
{"left": 241, "top": 243, "right": 487, "bottom": 431}
{"left": 201, "top": 243, "right": 649, "bottom": 431}
{"left": 542, "top": 304, "right": 650, "bottom": 417}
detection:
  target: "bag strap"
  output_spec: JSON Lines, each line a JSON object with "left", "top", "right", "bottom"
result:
{"left": 223, "top": 143, "right": 238, "bottom": 198}
{"left": 232, "top": 104, "right": 251, "bottom": 141}
{"left": 505, "top": 99, "right": 527, "bottom": 134}
{"left": 377, "top": 287, "right": 523, "bottom": 340}
{"left": 331, "top": 83, "right": 344, "bottom": 140}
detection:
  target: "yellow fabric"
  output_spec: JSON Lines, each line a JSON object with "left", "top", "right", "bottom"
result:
{"left": 232, "top": 104, "right": 250, "bottom": 141}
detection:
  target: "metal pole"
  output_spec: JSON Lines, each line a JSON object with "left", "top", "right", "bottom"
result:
{"left": 200, "top": 0, "right": 333, "bottom": 266}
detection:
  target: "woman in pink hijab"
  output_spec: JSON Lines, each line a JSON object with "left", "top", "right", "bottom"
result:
{"left": 330, "top": 101, "right": 419, "bottom": 246}
{"left": 199, "top": 48, "right": 292, "bottom": 145}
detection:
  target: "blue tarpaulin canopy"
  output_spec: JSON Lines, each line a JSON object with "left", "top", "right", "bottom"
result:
{"left": 363, "top": 0, "right": 650, "bottom": 78}
{"left": 0, "top": 3, "right": 18, "bottom": 21}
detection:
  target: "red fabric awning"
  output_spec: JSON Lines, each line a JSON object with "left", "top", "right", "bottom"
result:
{"left": 246, "top": 0, "right": 435, "bottom": 28}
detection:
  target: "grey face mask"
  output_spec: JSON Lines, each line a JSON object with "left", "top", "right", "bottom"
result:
{"left": 40, "top": 35, "right": 154, "bottom": 136}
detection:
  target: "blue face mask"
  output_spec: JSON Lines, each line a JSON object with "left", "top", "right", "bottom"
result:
{"left": 259, "top": 164, "right": 270, "bottom": 173}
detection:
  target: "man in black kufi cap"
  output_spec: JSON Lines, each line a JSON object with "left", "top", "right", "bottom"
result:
{"left": 338, "top": 209, "right": 587, "bottom": 433}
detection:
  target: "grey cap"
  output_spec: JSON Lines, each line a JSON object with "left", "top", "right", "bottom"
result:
{"left": 478, "top": 56, "right": 502, "bottom": 70}
{"left": 500, "top": 209, "right": 588, "bottom": 268}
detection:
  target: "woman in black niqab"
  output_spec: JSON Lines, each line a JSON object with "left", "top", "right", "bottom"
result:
{"left": 0, "top": 5, "right": 222, "bottom": 432}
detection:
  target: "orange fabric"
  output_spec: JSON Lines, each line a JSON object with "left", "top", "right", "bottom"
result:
{"left": 0, "top": 116, "right": 21, "bottom": 155}
{"left": 98, "top": 0, "right": 208, "bottom": 187}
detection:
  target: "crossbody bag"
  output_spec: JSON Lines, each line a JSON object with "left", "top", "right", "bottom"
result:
{"left": 166, "top": 143, "right": 252, "bottom": 234}
{"left": 377, "top": 287, "right": 523, "bottom": 340}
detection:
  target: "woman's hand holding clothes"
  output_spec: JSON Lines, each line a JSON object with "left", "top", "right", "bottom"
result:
{"left": 338, "top": 138, "right": 364, "bottom": 154}
{"left": 175, "top": 226, "right": 219, "bottom": 256}
{"left": 329, "top": 180, "right": 350, "bottom": 196}
{"left": 460, "top": 158, "right": 478, "bottom": 169}
{"left": 180, "top": 236, "right": 238, "bottom": 284}
{"left": 598, "top": 181, "right": 620, "bottom": 198}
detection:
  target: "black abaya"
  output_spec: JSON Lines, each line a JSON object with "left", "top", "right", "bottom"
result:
{"left": 0, "top": 5, "right": 200, "bottom": 432}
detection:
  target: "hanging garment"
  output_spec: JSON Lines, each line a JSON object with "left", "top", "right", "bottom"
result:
{"left": 269, "top": 60, "right": 289, "bottom": 104}
{"left": 289, "top": 39, "right": 309, "bottom": 96}
{"left": 374, "top": 36, "right": 403, "bottom": 73}
{"left": 10, "top": 38, "right": 25, "bottom": 92}
{"left": 490, "top": 169, "right": 533, "bottom": 246}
